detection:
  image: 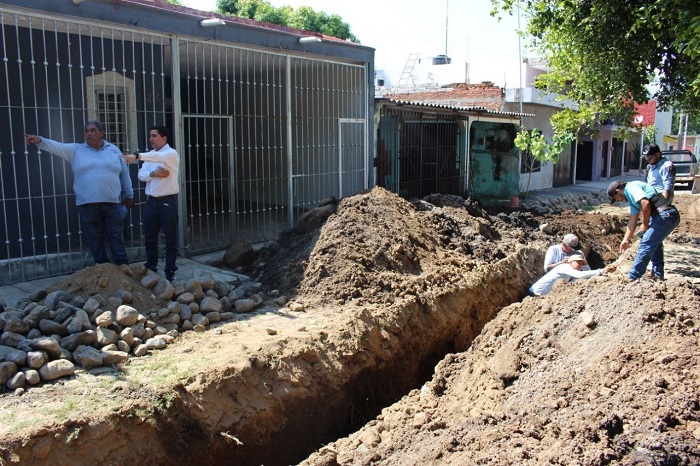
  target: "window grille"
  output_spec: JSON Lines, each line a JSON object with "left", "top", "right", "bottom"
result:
{"left": 96, "top": 91, "right": 128, "bottom": 151}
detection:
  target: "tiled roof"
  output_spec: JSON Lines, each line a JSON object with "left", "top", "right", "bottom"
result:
{"left": 633, "top": 101, "right": 656, "bottom": 127}
{"left": 379, "top": 98, "right": 533, "bottom": 118}
{"left": 383, "top": 82, "right": 506, "bottom": 112}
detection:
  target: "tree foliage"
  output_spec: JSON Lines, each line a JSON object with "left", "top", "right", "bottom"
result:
{"left": 216, "top": 0, "right": 358, "bottom": 42}
{"left": 515, "top": 128, "right": 565, "bottom": 197}
{"left": 492, "top": 0, "right": 700, "bottom": 142}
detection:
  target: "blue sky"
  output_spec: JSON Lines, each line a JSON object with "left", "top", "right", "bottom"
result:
{"left": 179, "top": 0, "right": 524, "bottom": 87}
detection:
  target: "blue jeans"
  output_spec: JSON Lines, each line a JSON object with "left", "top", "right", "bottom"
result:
{"left": 143, "top": 195, "right": 179, "bottom": 278}
{"left": 628, "top": 207, "right": 680, "bottom": 280}
{"left": 77, "top": 203, "right": 128, "bottom": 265}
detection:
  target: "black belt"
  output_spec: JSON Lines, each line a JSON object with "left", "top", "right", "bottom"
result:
{"left": 147, "top": 194, "right": 177, "bottom": 202}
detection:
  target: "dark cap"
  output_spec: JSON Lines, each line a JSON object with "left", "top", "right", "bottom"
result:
{"left": 642, "top": 143, "right": 660, "bottom": 159}
{"left": 607, "top": 180, "right": 621, "bottom": 204}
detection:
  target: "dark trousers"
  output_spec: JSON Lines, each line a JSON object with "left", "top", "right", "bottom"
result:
{"left": 77, "top": 203, "right": 128, "bottom": 265}
{"left": 144, "top": 195, "right": 178, "bottom": 277}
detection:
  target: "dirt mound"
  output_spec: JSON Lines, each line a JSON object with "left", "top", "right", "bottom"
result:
{"left": 302, "top": 275, "right": 700, "bottom": 465}
{"left": 44, "top": 263, "right": 167, "bottom": 312}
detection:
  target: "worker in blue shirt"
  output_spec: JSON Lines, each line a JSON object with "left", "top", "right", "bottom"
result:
{"left": 608, "top": 180, "right": 680, "bottom": 280}
{"left": 24, "top": 121, "right": 134, "bottom": 265}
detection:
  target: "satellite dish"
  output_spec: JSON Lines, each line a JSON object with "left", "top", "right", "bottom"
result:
{"left": 634, "top": 115, "right": 644, "bottom": 124}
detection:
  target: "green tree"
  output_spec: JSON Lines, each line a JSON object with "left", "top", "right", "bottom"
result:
{"left": 165, "top": 0, "right": 182, "bottom": 5}
{"left": 515, "top": 127, "right": 566, "bottom": 199}
{"left": 216, "top": 0, "right": 358, "bottom": 42}
{"left": 492, "top": 0, "right": 700, "bottom": 143}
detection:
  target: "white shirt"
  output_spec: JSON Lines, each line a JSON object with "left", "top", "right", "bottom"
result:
{"left": 529, "top": 264, "right": 602, "bottom": 296}
{"left": 137, "top": 143, "right": 180, "bottom": 197}
{"left": 543, "top": 244, "right": 584, "bottom": 272}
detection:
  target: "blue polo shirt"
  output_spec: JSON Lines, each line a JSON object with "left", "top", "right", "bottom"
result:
{"left": 623, "top": 180, "right": 657, "bottom": 215}
{"left": 37, "top": 138, "right": 133, "bottom": 206}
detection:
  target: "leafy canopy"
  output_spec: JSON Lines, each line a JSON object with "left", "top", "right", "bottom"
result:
{"left": 492, "top": 0, "right": 700, "bottom": 140}
{"left": 216, "top": 0, "right": 359, "bottom": 42}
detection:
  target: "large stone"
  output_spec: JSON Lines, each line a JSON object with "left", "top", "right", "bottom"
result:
{"left": 27, "top": 289, "right": 47, "bottom": 303}
{"left": 95, "top": 311, "right": 114, "bottom": 328}
{"left": 60, "top": 330, "right": 95, "bottom": 351}
{"left": 0, "top": 345, "right": 17, "bottom": 361}
{"left": 26, "top": 351, "right": 47, "bottom": 369}
{"left": 178, "top": 305, "right": 192, "bottom": 322}
{"left": 133, "top": 344, "right": 148, "bottom": 357}
{"left": 1, "top": 332, "right": 26, "bottom": 348}
{"left": 67, "top": 310, "right": 92, "bottom": 334}
{"left": 115, "top": 289, "right": 134, "bottom": 304}
{"left": 223, "top": 242, "right": 255, "bottom": 268}
{"left": 153, "top": 278, "right": 175, "bottom": 301}
{"left": 191, "top": 314, "right": 209, "bottom": 327}
{"left": 53, "top": 307, "right": 75, "bottom": 324}
{"left": 44, "top": 290, "right": 71, "bottom": 311}
{"left": 22, "top": 368, "right": 41, "bottom": 385}
{"left": 3, "top": 317, "right": 30, "bottom": 335}
{"left": 39, "top": 359, "right": 75, "bottom": 381}
{"left": 101, "top": 350, "right": 128, "bottom": 365}
{"left": 82, "top": 296, "right": 102, "bottom": 314}
{"left": 73, "top": 345, "right": 104, "bottom": 369}
{"left": 200, "top": 297, "right": 222, "bottom": 313}
{"left": 234, "top": 299, "right": 256, "bottom": 313}
{"left": 176, "top": 292, "right": 195, "bottom": 304}
{"left": 6, "top": 371, "right": 25, "bottom": 390}
{"left": 114, "top": 304, "right": 140, "bottom": 327}
{"left": 141, "top": 273, "right": 160, "bottom": 289}
{"left": 213, "top": 281, "right": 230, "bottom": 299}
{"left": 185, "top": 280, "right": 205, "bottom": 301}
{"left": 160, "top": 313, "right": 181, "bottom": 325}
{"left": 96, "top": 327, "right": 119, "bottom": 347}
{"left": 39, "top": 319, "right": 69, "bottom": 337}
{"left": 120, "top": 328, "right": 135, "bottom": 347}
{"left": 145, "top": 337, "right": 167, "bottom": 350}
{"left": 0, "top": 361, "right": 18, "bottom": 385}
{"left": 295, "top": 203, "right": 337, "bottom": 233}
{"left": 4, "top": 349, "right": 27, "bottom": 367}
{"left": 30, "top": 337, "right": 63, "bottom": 359}
{"left": 23, "top": 305, "right": 51, "bottom": 328}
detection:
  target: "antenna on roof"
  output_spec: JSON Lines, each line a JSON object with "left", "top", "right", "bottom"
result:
{"left": 445, "top": 0, "right": 449, "bottom": 57}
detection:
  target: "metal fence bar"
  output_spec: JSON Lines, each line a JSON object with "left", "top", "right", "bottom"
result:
{"left": 0, "top": 6, "right": 368, "bottom": 283}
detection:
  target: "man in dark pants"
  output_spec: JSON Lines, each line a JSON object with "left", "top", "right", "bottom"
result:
{"left": 125, "top": 126, "right": 180, "bottom": 281}
{"left": 25, "top": 121, "right": 133, "bottom": 265}
{"left": 608, "top": 179, "right": 680, "bottom": 281}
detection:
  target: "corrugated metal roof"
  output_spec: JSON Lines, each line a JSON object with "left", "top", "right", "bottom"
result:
{"left": 379, "top": 98, "right": 534, "bottom": 118}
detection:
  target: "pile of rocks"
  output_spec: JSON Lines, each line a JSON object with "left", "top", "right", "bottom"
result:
{"left": 0, "top": 271, "right": 283, "bottom": 392}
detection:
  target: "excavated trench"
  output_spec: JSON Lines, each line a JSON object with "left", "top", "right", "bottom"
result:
{"left": 4, "top": 247, "right": 543, "bottom": 466}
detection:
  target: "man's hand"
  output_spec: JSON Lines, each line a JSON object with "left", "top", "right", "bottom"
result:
{"left": 24, "top": 134, "right": 41, "bottom": 145}
{"left": 619, "top": 239, "right": 630, "bottom": 253}
{"left": 123, "top": 197, "right": 134, "bottom": 208}
{"left": 122, "top": 153, "right": 138, "bottom": 164}
{"left": 151, "top": 167, "right": 170, "bottom": 178}
{"left": 603, "top": 264, "right": 617, "bottom": 273}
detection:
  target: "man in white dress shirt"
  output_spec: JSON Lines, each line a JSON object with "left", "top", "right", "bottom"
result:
{"left": 125, "top": 126, "right": 180, "bottom": 281}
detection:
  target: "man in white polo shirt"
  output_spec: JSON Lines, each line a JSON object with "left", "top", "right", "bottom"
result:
{"left": 543, "top": 233, "right": 587, "bottom": 272}
{"left": 125, "top": 126, "right": 180, "bottom": 282}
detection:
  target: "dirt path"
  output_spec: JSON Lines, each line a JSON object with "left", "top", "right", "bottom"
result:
{"left": 0, "top": 190, "right": 698, "bottom": 465}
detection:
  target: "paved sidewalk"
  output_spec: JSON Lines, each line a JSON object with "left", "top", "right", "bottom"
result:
{"left": 0, "top": 175, "right": 646, "bottom": 308}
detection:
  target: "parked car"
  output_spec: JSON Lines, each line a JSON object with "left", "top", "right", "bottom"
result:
{"left": 660, "top": 150, "right": 698, "bottom": 188}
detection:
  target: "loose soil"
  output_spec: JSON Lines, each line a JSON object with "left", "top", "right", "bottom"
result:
{"left": 1, "top": 188, "right": 699, "bottom": 466}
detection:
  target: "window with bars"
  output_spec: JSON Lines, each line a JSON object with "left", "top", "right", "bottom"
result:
{"left": 96, "top": 91, "right": 128, "bottom": 151}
